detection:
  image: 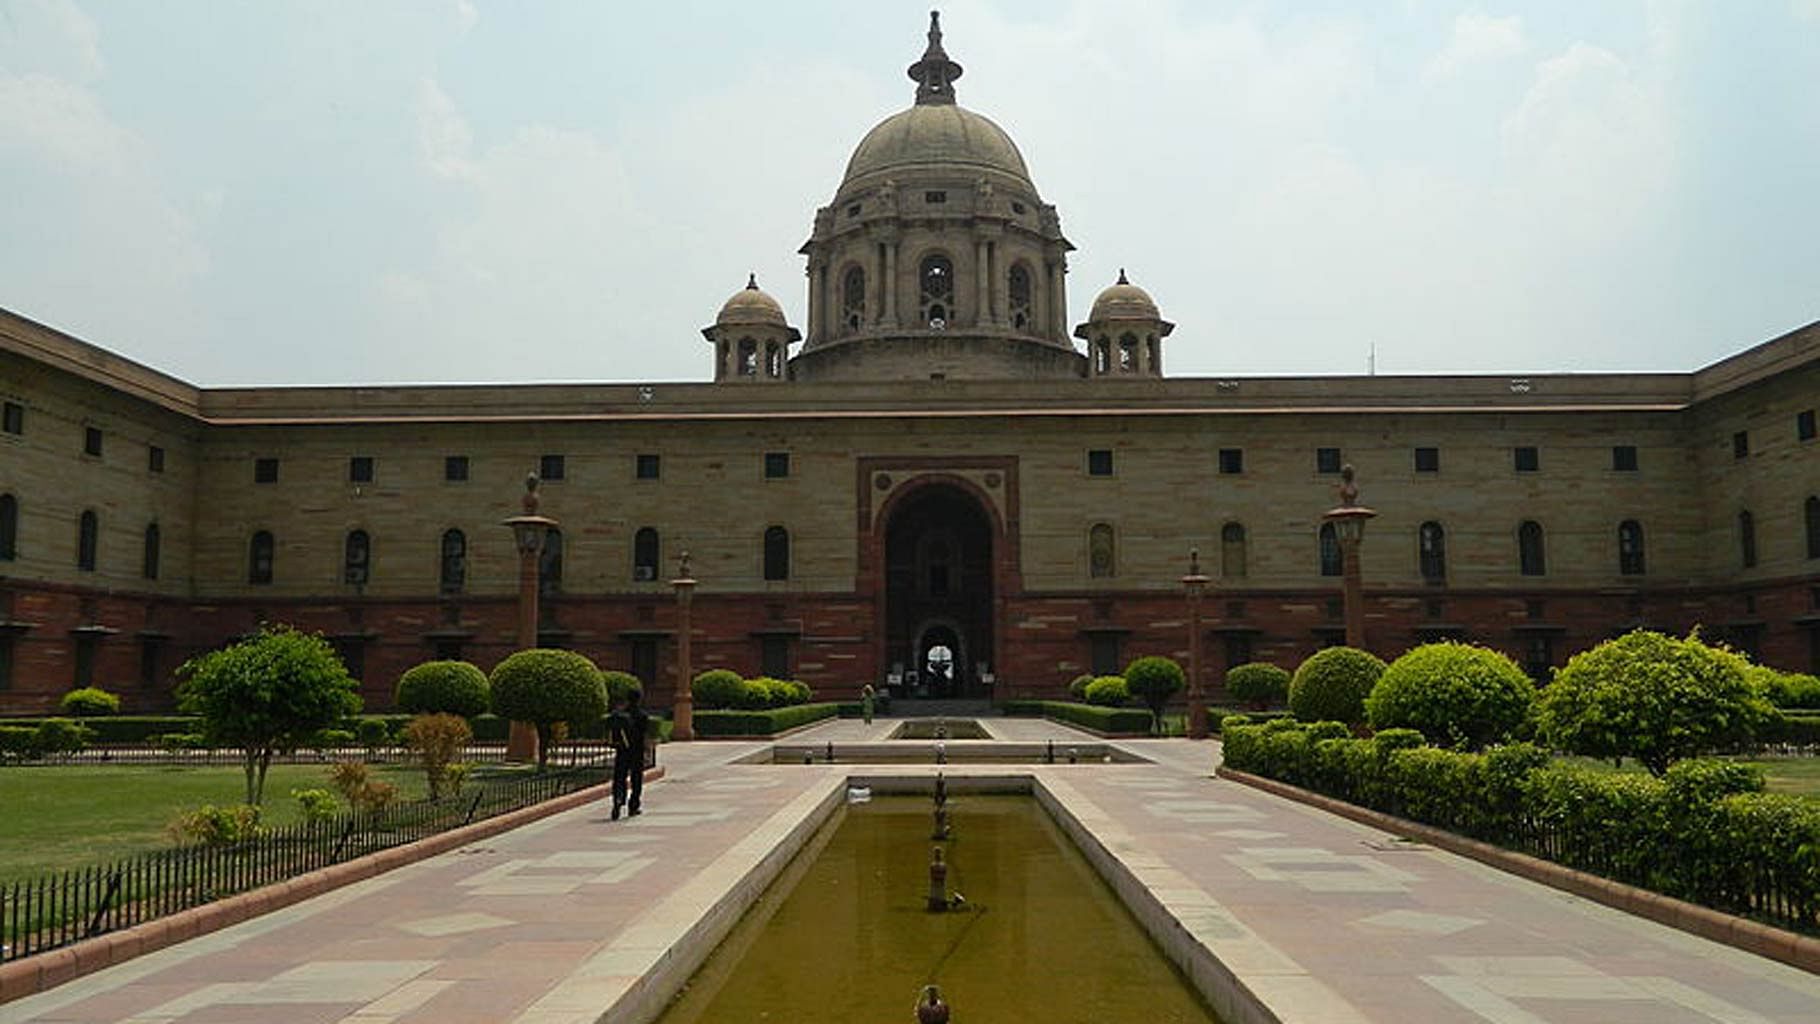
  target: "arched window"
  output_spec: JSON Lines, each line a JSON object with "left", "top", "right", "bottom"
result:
{"left": 248, "top": 530, "right": 274, "bottom": 585}
{"left": 0, "top": 493, "right": 16, "bottom": 560}
{"left": 1007, "top": 264, "right": 1032, "bottom": 330}
{"left": 1318, "top": 522, "right": 1341, "bottom": 577}
{"left": 142, "top": 522, "right": 161, "bottom": 580}
{"left": 1618, "top": 520, "right": 1645, "bottom": 575}
{"left": 919, "top": 254, "right": 953, "bottom": 326}
{"left": 1419, "top": 521, "right": 1447, "bottom": 583}
{"left": 765, "top": 341, "right": 784, "bottom": 379}
{"left": 344, "top": 529, "right": 370, "bottom": 586}
{"left": 763, "top": 525, "right": 790, "bottom": 581}
{"left": 540, "top": 527, "right": 563, "bottom": 595}
{"left": 439, "top": 528, "right": 465, "bottom": 594}
{"left": 1806, "top": 496, "right": 1819, "bottom": 560}
{"left": 1088, "top": 523, "right": 1115, "bottom": 579}
{"left": 842, "top": 266, "right": 867, "bottom": 332}
{"left": 633, "top": 527, "right": 660, "bottom": 581}
{"left": 1518, "top": 520, "right": 1546, "bottom": 576}
{"left": 77, "top": 510, "right": 98, "bottom": 571}
{"left": 737, "top": 337, "right": 757, "bottom": 376}
{"left": 1739, "top": 510, "right": 1757, "bottom": 568}
{"left": 1094, "top": 338, "right": 1110, "bottom": 375}
{"left": 1221, "top": 522, "right": 1247, "bottom": 578}
{"left": 1118, "top": 333, "right": 1137, "bottom": 372}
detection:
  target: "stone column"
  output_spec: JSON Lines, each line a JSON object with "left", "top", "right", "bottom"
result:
{"left": 883, "top": 240, "right": 899, "bottom": 325}
{"left": 671, "top": 553, "right": 697, "bottom": 741}
{"left": 806, "top": 261, "right": 823, "bottom": 343}
{"left": 974, "top": 239, "right": 989, "bottom": 327}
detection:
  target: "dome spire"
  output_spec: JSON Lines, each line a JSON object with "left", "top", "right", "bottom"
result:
{"left": 908, "top": 11, "right": 963, "bottom": 106}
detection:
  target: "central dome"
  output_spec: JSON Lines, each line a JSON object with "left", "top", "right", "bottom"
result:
{"left": 841, "top": 104, "right": 1032, "bottom": 190}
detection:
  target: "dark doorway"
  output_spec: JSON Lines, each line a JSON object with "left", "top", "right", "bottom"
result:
{"left": 884, "top": 484, "right": 994, "bottom": 699}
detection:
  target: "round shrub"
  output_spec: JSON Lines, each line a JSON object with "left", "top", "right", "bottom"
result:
{"left": 395, "top": 660, "right": 490, "bottom": 718}
{"left": 1123, "top": 656, "right": 1184, "bottom": 726}
{"left": 734, "top": 677, "right": 777, "bottom": 709}
{"left": 489, "top": 648, "right": 608, "bottom": 770}
{"left": 1083, "top": 675, "right": 1129, "bottom": 707}
{"left": 1288, "top": 647, "right": 1386, "bottom": 726}
{"left": 692, "top": 669, "right": 745, "bottom": 710}
{"left": 601, "top": 670, "right": 643, "bottom": 704}
{"left": 60, "top": 687, "right": 121, "bottom": 717}
{"left": 1225, "top": 663, "right": 1290, "bottom": 710}
{"left": 1365, "top": 641, "right": 1536, "bottom": 750}
{"left": 1753, "top": 667, "right": 1820, "bottom": 710}
{"left": 1068, "top": 674, "right": 1093, "bottom": 700}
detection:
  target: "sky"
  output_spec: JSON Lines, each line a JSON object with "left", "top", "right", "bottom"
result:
{"left": 2, "top": 0, "right": 1818, "bottom": 387}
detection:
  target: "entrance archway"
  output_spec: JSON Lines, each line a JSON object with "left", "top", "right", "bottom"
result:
{"left": 882, "top": 483, "right": 995, "bottom": 699}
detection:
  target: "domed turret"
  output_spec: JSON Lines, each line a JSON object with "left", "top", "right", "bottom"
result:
{"left": 703, "top": 274, "right": 800, "bottom": 383}
{"left": 1075, "top": 270, "right": 1173, "bottom": 378}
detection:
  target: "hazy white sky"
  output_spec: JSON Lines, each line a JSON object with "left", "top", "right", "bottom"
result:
{"left": 3, "top": 1, "right": 1817, "bottom": 386}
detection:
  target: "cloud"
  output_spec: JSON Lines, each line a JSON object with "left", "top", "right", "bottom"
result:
{"left": 416, "top": 78, "right": 477, "bottom": 182}
{"left": 1423, "top": 11, "right": 1526, "bottom": 82}
{"left": 1793, "top": 0, "right": 1820, "bottom": 23}
{"left": 0, "top": 0, "right": 103, "bottom": 81}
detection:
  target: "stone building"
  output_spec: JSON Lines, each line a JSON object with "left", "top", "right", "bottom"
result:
{"left": 1, "top": 15, "right": 1817, "bottom": 714}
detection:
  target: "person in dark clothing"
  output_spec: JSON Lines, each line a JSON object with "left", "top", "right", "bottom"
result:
{"left": 607, "top": 689, "right": 650, "bottom": 820}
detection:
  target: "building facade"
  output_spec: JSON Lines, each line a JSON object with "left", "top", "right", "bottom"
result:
{"left": 2, "top": 15, "right": 1818, "bottom": 714}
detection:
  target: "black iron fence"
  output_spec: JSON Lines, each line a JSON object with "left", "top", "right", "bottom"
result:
{"left": 1, "top": 759, "right": 613, "bottom": 963}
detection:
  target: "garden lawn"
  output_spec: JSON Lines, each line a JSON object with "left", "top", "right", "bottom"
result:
{"left": 1559, "top": 755, "right": 1820, "bottom": 800}
{"left": 0, "top": 763, "right": 431, "bottom": 883}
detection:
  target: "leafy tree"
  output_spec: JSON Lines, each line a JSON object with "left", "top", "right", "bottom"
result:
{"left": 395, "top": 660, "right": 490, "bottom": 717}
{"left": 177, "top": 625, "right": 363, "bottom": 804}
{"left": 1288, "top": 646, "right": 1386, "bottom": 727}
{"left": 490, "top": 648, "right": 608, "bottom": 771}
{"left": 1366, "top": 642, "right": 1535, "bottom": 750}
{"left": 1536, "top": 630, "right": 1775, "bottom": 775}
{"left": 1225, "top": 663, "right": 1290, "bottom": 711}
{"left": 401, "top": 712, "right": 473, "bottom": 799}
{"left": 1124, "top": 656, "right": 1185, "bottom": 733}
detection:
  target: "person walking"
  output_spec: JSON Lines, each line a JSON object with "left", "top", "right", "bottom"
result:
{"left": 861, "top": 683, "right": 876, "bottom": 726}
{"left": 607, "top": 689, "right": 650, "bottom": 820}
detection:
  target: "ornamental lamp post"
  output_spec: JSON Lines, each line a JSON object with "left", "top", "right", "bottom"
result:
{"left": 1181, "top": 547, "right": 1211, "bottom": 740}
{"left": 501, "top": 472, "right": 557, "bottom": 763}
{"left": 1322, "top": 464, "right": 1378, "bottom": 651}
{"left": 670, "top": 551, "right": 697, "bottom": 741}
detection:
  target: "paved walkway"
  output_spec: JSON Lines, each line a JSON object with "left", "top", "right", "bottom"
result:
{"left": 4, "top": 720, "right": 1817, "bottom": 1023}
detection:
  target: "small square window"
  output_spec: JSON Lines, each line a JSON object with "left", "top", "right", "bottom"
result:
{"left": 1612, "top": 445, "right": 1638, "bottom": 472}
{"left": 1, "top": 401, "right": 21, "bottom": 435}
{"left": 540, "top": 454, "right": 565, "bottom": 481}
{"left": 1218, "top": 448, "right": 1244, "bottom": 474}
{"left": 1799, "top": 409, "right": 1817, "bottom": 442}
{"left": 636, "top": 453, "right": 661, "bottom": 480}
{"left": 1514, "top": 446, "right": 1539, "bottom": 472}
{"left": 1315, "top": 447, "right": 1342, "bottom": 474}
{"left": 84, "top": 426, "right": 103, "bottom": 457}
{"left": 349, "top": 456, "right": 375, "bottom": 483}
{"left": 444, "top": 455, "right": 469, "bottom": 481}
{"left": 1732, "top": 430, "right": 1749, "bottom": 459}
{"left": 148, "top": 445, "right": 165, "bottom": 473}
{"left": 1087, "top": 449, "right": 1114, "bottom": 476}
{"left": 924, "top": 190, "right": 947, "bottom": 204}
{"left": 254, "top": 457, "right": 279, "bottom": 483}
{"left": 763, "top": 452, "right": 790, "bottom": 479}
{"left": 1414, "top": 447, "right": 1440, "bottom": 473}
{"left": 846, "top": 203, "right": 862, "bottom": 217}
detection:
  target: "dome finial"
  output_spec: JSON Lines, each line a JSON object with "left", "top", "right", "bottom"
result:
{"left": 746, "top": 272, "right": 758, "bottom": 290}
{"left": 908, "top": 11, "right": 963, "bottom": 106}
{"left": 1117, "top": 267, "right": 1129, "bottom": 285}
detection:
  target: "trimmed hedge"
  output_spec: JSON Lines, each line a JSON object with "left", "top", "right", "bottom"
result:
{"left": 60, "top": 687, "right": 122, "bottom": 716}
{"left": 1365, "top": 641, "right": 1535, "bottom": 750}
{"left": 1225, "top": 663, "right": 1290, "bottom": 710}
{"left": 1083, "top": 675, "right": 1130, "bottom": 707}
{"left": 692, "top": 703, "right": 839, "bottom": 737}
{"left": 1765, "top": 714, "right": 1820, "bottom": 747}
{"left": 1000, "top": 700, "right": 1153, "bottom": 735}
{"left": 1289, "top": 646, "right": 1385, "bottom": 726}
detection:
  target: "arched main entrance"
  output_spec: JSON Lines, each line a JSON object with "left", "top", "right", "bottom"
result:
{"left": 882, "top": 483, "right": 995, "bottom": 699}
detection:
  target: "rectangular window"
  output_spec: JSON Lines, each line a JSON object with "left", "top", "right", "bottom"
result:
{"left": 148, "top": 445, "right": 165, "bottom": 473}
{"left": 349, "top": 456, "right": 375, "bottom": 483}
{"left": 444, "top": 455, "right": 469, "bottom": 482}
{"left": 73, "top": 635, "right": 97, "bottom": 688}
{"left": 139, "top": 639, "right": 164, "bottom": 689}
{"left": 0, "top": 637, "right": 13, "bottom": 692}
{"left": 1087, "top": 449, "right": 1114, "bottom": 476}
{"left": 1, "top": 401, "right": 21, "bottom": 435}
{"left": 332, "top": 638, "right": 367, "bottom": 681}
{"left": 1218, "top": 448, "right": 1244, "bottom": 474}
{"left": 1315, "top": 447, "right": 1342, "bottom": 474}
{"left": 1612, "top": 445, "right": 1638, "bottom": 471}
{"left": 761, "top": 636, "right": 790, "bottom": 679}
{"left": 1414, "top": 447, "right": 1440, "bottom": 473}
{"left": 1222, "top": 634, "right": 1253, "bottom": 673}
{"left": 84, "top": 426, "right": 103, "bottom": 457}
{"left": 924, "top": 190, "right": 947, "bottom": 204}
{"left": 763, "top": 451, "right": 790, "bottom": 479}
{"left": 540, "top": 454, "right": 565, "bottom": 481}
{"left": 1733, "top": 430, "right": 1749, "bottom": 459}
{"left": 1523, "top": 635, "right": 1554, "bottom": 683}
{"left": 254, "top": 457, "right": 279, "bottom": 483}
{"left": 636, "top": 453, "right": 661, "bottom": 480}
{"left": 630, "top": 638, "right": 658, "bottom": 686}
{"left": 1089, "top": 634, "right": 1121, "bottom": 676}
{"left": 1799, "top": 409, "right": 1817, "bottom": 442}
{"left": 1514, "top": 446, "right": 1539, "bottom": 472}
{"left": 432, "top": 638, "right": 465, "bottom": 661}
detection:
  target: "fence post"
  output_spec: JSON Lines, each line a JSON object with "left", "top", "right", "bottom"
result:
{"left": 85, "top": 870, "right": 123, "bottom": 937}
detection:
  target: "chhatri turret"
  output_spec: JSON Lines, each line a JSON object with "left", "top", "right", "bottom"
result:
{"left": 703, "top": 274, "right": 800, "bottom": 383}
{"left": 1075, "top": 269, "right": 1173, "bottom": 378}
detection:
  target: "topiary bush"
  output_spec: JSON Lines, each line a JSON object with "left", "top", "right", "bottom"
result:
{"left": 1225, "top": 663, "right": 1290, "bottom": 710}
{"left": 1288, "top": 646, "right": 1386, "bottom": 727}
{"left": 60, "top": 687, "right": 121, "bottom": 717}
{"left": 1123, "top": 656, "right": 1184, "bottom": 732}
{"left": 692, "top": 669, "right": 745, "bottom": 710}
{"left": 395, "top": 660, "right": 490, "bottom": 718}
{"left": 1365, "top": 641, "right": 1536, "bottom": 750}
{"left": 1536, "top": 630, "right": 1774, "bottom": 775}
{"left": 1068, "top": 674, "right": 1094, "bottom": 700}
{"left": 1082, "top": 675, "right": 1129, "bottom": 707}
{"left": 489, "top": 648, "right": 609, "bottom": 771}
{"left": 601, "top": 670, "right": 643, "bottom": 704}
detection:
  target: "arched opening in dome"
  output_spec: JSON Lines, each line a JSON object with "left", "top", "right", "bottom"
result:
{"left": 842, "top": 266, "right": 867, "bottom": 333}
{"left": 1118, "top": 333, "right": 1137, "bottom": 373}
{"left": 765, "top": 341, "right": 784, "bottom": 378}
{"left": 1094, "top": 337, "right": 1110, "bottom": 375}
{"left": 920, "top": 254, "right": 953, "bottom": 328}
{"left": 737, "top": 338, "right": 758, "bottom": 376}
{"left": 1008, "top": 263, "right": 1032, "bottom": 331}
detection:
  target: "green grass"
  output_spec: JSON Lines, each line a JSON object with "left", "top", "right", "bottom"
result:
{"left": 1557, "top": 754, "right": 1820, "bottom": 800}
{"left": 0, "top": 762, "right": 438, "bottom": 883}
